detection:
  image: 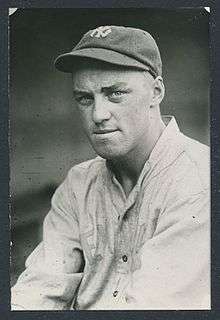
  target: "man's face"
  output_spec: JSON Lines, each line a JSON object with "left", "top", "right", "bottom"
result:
{"left": 72, "top": 63, "right": 155, "bottom": 160}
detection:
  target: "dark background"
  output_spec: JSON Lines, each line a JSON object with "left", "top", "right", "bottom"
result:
{"left": 9, "top": 8, "right": 209, "bottom": 286}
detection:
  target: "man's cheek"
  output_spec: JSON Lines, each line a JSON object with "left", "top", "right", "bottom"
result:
{"left": 81, "top": 116, "right": 92, "bottom": 132}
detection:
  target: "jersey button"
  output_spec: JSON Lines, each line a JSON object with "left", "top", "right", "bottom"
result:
{"left": 122, "top": 255, "right": 128, "bottom": 262}
{"left": 113, "top": 290, "right": 118, "bottom": 297}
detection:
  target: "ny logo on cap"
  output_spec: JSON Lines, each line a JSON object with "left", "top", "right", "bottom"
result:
{"left": 90, "top": 26, "right": 112, "bottom": 38}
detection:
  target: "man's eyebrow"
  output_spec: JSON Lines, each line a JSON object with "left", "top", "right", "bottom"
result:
{"left": 72, "top": 89, "right": 91, "bottom": 95}
{"left": 72, "top": 82, "right": 129, "bottom": 95}
{"left": 101, "top": 82, "right": 129, "bottom": 92}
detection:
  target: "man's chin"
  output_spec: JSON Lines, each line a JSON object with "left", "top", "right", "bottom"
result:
{"left": 95, "top": 151, "right": 120, "bottom": 160}
{"left": 92, "top": 146, "right": 125, "bottom": 160}
{"left": 88, "top": 136, "right": 129, "bottom": 160}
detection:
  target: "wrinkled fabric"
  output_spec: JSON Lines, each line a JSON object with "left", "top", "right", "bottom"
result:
{"left": 11, "top": 116, "right": 210, "bottom": 310}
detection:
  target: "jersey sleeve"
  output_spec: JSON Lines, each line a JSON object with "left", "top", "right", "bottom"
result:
{"left": 11, "top": 169, "right": 84, "bottom": 310}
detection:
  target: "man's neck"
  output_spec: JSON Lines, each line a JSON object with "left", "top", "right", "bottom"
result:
{"left": 108, "top": 118, "right": 165, "bottom": 197}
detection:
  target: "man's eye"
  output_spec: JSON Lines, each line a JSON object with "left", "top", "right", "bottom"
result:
{"left": 75, "top": 96, "right": 93, "bottom": 106}
{"left": 109, "top": 91, "right": 126, "bottom": 98}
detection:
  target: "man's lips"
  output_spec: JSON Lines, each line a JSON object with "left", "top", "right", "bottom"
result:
{"left": 93, "top": 129, "right": 119, "bottom": 134}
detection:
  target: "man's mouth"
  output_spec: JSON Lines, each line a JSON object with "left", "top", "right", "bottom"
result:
{"left": 93, "top": 129, "right": 118, "bottom": 135}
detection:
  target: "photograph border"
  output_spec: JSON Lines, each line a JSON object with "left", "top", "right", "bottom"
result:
{"left": 0, "top": 0, "right": 219, "bottom": 319}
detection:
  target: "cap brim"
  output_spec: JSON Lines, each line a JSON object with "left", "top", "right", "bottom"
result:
{"left": 54, "top": 47, "right": 150, "bottom": 73}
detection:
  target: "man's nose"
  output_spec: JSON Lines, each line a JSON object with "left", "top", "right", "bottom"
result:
{"left": 92, "top": 96, "right": 111, "bottom": 124}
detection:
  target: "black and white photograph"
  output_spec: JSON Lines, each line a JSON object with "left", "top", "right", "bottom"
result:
{"left": 9, "top": 7, "right": 210, "bottom": 310}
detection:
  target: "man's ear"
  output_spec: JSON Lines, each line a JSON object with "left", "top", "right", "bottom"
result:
{"left": 151, "top": 76, "right": 165, "bottom": 106}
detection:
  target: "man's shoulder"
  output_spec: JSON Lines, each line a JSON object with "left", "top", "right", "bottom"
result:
{"left": 178, "top": 134, "right": 210, "bottom": 191}
{"left": 157, "top": 134, "right": 210, "bottom": 206}
{"left": 181, "top": 134, "right": 209, "bottom": 160}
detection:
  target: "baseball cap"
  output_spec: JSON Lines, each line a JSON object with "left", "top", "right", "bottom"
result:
{"left": 54, "top": 25, "right": 162, "bottom": 78}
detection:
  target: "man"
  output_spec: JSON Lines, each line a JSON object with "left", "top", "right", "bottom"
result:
{"left": 11, "top": 25, "right": 210, "bottom": 310}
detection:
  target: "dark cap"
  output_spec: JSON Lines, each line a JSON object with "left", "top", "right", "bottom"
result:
{"left": 54, "top": 25, "right": 162, "bottom": 78}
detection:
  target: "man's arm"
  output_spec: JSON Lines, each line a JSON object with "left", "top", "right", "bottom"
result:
{"left": 11, "top": 170, "right": 84, "bottom": 310}
{"left": 123, "top": 190, "right": 210, "bottom": 310}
